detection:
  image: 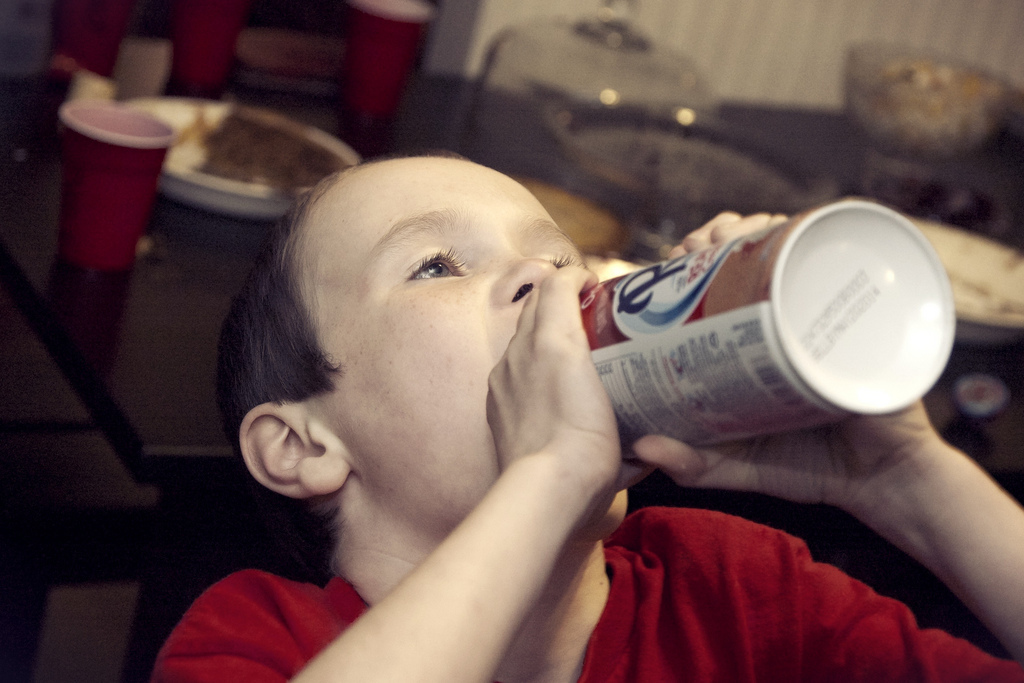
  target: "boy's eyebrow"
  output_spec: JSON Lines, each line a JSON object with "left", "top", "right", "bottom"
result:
{"left": 369, "top": 209, "right": 582, "bottom": 261}
{"left": 520, "top": 216, "right": 584, "bottom": 261}
{"left": 369, "top": 208, "right": 466, "bottom": 260}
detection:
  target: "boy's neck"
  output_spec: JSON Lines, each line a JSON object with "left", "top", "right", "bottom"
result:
{"left": 493, "top": 540, "right": 610, "bottom": 683}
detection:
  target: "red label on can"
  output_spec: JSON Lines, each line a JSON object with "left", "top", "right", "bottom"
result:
{"left": 581, "top": 225, "right": 788, "bottom": 352}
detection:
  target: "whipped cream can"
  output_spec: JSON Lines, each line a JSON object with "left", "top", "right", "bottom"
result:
{"left": 581, "top": 199, "right": 955, "bottom": 445}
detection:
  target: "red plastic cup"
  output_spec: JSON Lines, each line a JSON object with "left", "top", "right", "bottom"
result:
{"left": 49, "top": 0, "right": 139, "bottom": 78}
{"left": 167, "top": 0, "right": 256, "bottom": 98}
{"left": 57, "top": 100, "right": 175, "bottom": 271}
{"left": 341, "top": 0, "right": 436, "bottom": 118}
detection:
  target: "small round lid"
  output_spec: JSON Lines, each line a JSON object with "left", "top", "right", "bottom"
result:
{"left": 478, "top": 1, "right": 716, "bottom": 121}
{"left": 953, "top": 373, "right": 1010, "bottom": 419}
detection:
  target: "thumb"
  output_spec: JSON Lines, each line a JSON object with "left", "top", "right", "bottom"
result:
{"left": 631, "top": 434, "right": 710, "bottom": 486}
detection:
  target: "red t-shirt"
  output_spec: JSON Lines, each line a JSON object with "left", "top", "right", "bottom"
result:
{"left": 152, "top": 507, "right": 1024, "bottom": 682}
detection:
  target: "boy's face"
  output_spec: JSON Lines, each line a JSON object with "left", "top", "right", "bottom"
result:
{"left": 300, "top": 158, "right": 617, "bottom": 556}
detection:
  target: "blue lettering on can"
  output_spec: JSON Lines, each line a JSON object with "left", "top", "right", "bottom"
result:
{"left": 613, "top": 244, "right": 735, "bottom": 337}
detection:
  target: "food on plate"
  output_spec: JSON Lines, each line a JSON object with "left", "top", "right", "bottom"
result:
{"left": 125, "top": 97, "right": 361, "bottom": 218}
{"left": 198, "top": 107, "right": 351, "bottom": 193}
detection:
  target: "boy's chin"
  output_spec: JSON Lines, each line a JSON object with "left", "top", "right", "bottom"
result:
{"left": 575, "top": 462, "right": 654, "bottom": 544}
{"left": 588, "top": 490, "right": 631, "bottom": 542}
{"left": 617, "top": 457, "right": 654, "bottom": 492}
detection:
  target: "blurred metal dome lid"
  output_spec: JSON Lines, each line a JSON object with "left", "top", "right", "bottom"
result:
{"left": 477, "top": 0, "right": 717, "bottom": 123}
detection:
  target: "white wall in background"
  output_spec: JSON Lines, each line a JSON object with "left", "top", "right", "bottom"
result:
{"left": 422, "top": 0, "right": 1024, "bottom": 109}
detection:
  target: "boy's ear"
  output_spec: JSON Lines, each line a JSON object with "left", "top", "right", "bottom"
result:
{"left": 239, "top": 402, "right": 351, "bottom": 500}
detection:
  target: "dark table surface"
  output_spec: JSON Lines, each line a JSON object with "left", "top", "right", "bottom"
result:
{"left": 2, "top": 72, "right": 1023, "bottom": 484}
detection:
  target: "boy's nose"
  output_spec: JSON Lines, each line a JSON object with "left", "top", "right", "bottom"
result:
{"left": 497, "top": 258, "right": 557, "bottom": 306}
{"left": 511, "top": 283, "right": 533, "bottom": 303}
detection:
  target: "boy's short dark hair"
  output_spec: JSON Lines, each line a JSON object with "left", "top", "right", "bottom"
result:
{"left": 216, "top": 172, "right": 345, "bottom": 584}
{"left": 216, "top": 152, "right": 468, "bottom": 583}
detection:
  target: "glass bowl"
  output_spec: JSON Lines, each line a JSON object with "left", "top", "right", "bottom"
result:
{"left": 845, "top": 43, "right": 1008, "bottom": 158}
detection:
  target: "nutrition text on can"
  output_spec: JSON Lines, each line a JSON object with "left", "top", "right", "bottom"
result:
{"left": 581, "top": 199, "right": 955, "bottom": 446}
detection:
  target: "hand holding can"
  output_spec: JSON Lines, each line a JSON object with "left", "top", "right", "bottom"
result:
{"left": 582, "top": 199, "right": 955, "bottom": 446}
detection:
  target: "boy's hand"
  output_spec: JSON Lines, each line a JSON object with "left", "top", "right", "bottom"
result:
{"left": 668, "top": 211, "right": 788, "bottom": 257}
{"left": 629, "top": 210, "right": 942, "bottom": 512}
{"left": 630, "top": 400, "right": 940, "bottom": 514}
{"left": 487, "top": 266, "right": 632, "bottom": 509}
{"left": 633, "top": 211, "right": 1024, "bottom": 663}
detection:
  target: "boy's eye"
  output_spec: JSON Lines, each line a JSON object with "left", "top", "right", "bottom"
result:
{"left": 411, "top": 249, "right": 466, "bottom": 280}
{"left": 416, "top": 261, "right": 452, "bottom": 279}
{"left": 550, "top": 254, "right": 579, "bottom": 269}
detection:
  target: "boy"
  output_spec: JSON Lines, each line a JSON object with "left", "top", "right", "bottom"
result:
{"left": 153, "top": 155, "right": 1024, "bottom": 682}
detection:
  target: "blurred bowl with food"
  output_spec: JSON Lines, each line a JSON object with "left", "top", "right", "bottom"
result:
{"left": 845, "top": 43, "right": 1008, "bottom": 158}
{"left": 127, "top": 97, "right": 360, "bottom": 219}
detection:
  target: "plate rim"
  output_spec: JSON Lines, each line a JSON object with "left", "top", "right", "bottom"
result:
{"left": 125, "top": 96, "right": 360, "bottom": 218}
{"left": 910, "top": 216, "right": 1024, "bottom": 340}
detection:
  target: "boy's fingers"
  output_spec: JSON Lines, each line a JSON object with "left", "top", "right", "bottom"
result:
{"left": 670, "top": 212, "right": 790, "bottom": 260}
{"left": 704, "top": 211, "right": 744, "bottom": 230}
{"left": 508, "top": 266, "right": 594, "bottom": 358}
{"left": 709, "top": 213, "right": 773, "bottom": 243}
{"left": 532, "top": 267, "right": 596, "bottom": 330}
{"left": 630, "top": 434, "right": 708, "bottom": 485}
{"left": 676, "top": 212, "right": 743, "bottom": 254}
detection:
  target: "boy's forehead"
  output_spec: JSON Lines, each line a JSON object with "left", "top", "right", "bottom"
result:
{"left": 302, "top": 157, "right": 552, "bottom": 260}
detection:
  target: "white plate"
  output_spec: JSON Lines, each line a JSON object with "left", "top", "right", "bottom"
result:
{"left": 126, "top": 97, "right": 360, "bottom": 220}
{"left": 910, "top": 217, "right": 1024, "bottom": 345}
